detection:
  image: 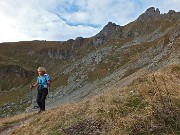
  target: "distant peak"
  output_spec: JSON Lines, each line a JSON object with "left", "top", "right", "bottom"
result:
{"left": 138, "top": 7, "right": 161, "bottom": 21}
{"left": 145, "top": 7, "right": 160, "bottom": 14}
{"left": 98, "top": 22, "right": 117, "bottom": 34}
{"left": 167, "top": 10, "right": 176, "bottom": 15}
{"left": 168, "top": 10, "right": 176, "bottom": 13}
{"left": 103, "top": 22, "right": 119, "bottom": 30}
{"left": 107, "top": 22, "right": 117, "bottom": 26}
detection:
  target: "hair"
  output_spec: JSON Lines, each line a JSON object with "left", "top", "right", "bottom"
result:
{"left": 37, "top": 67, "right": 46, "bottom": 73}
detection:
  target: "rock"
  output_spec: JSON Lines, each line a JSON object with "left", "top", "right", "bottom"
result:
{"left": 91, "top": 22, "right": 122, "bottom": 46}
{"left": 40, "top": 48, "right": 74, "bottom": 60}
{"left": 138, "top": 7, "right": 162, "bottom": 21}
{"left": 0, "top": 65, "right": 34, "bottom": 78}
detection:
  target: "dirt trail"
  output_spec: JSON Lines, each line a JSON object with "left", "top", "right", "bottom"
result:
{"left": 0, "top": 115, "right": 34, "bottom": 135}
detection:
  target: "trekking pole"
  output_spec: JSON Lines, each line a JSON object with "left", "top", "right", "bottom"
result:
{"left": 48, "top": 86, "right": 50, "bottom": 98}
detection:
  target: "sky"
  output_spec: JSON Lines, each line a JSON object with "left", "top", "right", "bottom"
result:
{"left": 0, "top": 0, "right": 179, "bottom": 43}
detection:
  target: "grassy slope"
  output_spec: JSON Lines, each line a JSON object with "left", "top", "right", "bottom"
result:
{"left": 0, "top": 64, "right": 179, "bottom": 135}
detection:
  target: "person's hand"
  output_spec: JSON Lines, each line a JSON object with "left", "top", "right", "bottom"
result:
{"left": 30, "top": 85, "right": 33, "bottom": 90}
{"left": 48, "top": 81, "right": 51, "bottom": 86}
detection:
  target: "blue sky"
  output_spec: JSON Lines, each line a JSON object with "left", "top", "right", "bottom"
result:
{"left": 0, "top": 0, "right": 179, "bottom": 43}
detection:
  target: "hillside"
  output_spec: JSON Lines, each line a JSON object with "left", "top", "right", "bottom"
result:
{"left": 0, "top": 65, "right": 179, "bottom": 134}
{"left": 0, "top": 7, "right": 180, "bottom": 119}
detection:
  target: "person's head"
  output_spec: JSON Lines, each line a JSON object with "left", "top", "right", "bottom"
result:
{"left": 37, "top": 67, "right": 46, "bottom": 76}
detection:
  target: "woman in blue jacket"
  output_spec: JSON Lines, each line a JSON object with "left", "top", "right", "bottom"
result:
{"left": 30, "top": 67, "right": 51, "bottom": 114}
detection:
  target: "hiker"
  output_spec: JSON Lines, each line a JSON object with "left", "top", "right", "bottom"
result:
{"left": 30, "top": 67, "right": 51, "bottom": 113}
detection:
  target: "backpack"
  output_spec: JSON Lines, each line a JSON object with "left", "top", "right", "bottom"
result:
{"left": 44, "top": 74, "right": 52, "bottom": 85}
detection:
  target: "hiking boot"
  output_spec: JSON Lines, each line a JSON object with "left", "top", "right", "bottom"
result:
{"left": 37, "top": 109, "right": 45, "bottom": 114}
{"left": 37, "top": 110, "right": 43, "bottom": 114}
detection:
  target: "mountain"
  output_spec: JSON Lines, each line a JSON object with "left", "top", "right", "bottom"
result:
{"left": 0, "top": 7, "right": 179, "bottom": 119}
{"left": 0, "top": 65, "right": 179, "bottom": 134}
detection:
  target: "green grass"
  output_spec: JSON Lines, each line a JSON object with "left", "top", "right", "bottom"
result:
{"left": 125, "top": 95, "right": 148, "bottom": 109}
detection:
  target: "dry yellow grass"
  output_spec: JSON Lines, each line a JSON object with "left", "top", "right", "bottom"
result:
{"left": 0, "top": 64, "right": 179, "bottom": 135}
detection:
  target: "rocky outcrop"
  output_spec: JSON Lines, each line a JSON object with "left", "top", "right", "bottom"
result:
{"left": 40, "top": 48, "right": 75, "bottom": 60}
{"left": 39, "top": 37, "right": 89, "bottom": 59}
{"left": 0, "top": 65, "right": 34, "bottom": 91}
{"left": 0, "top": 65, "right": 33, "bottom": 78}
{"left": 138, "top": 7, "right": 162, "bottom": 21}
{"left": 66, "top": 37, "right": 89, "bottom": 49}
{"left": 91, "top": 22, "right": 123, "bottom": 46}
{"left": 165, "top": 9, "right": 180, "bottom": 19}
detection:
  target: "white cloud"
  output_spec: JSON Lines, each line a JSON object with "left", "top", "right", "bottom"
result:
{"left": 58, "top": 0, "right": 138, "bottom": 26}
{"left": 0, "top": 0, "right": 179, "bottom": 43}
{"left": 0, "top": 0, "right": 100, "bottom": 42}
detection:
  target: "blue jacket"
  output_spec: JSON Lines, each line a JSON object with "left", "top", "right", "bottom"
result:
{"left": 37, "top": 74, "right": 51, "bottom": 90}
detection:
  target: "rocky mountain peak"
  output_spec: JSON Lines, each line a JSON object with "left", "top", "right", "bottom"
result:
{"left": 138, "top": 7, "right": 161, "bottom": 21}
{"left": 145, "top": 7, "right": 160, "bottom": 14}
{"left": 105, "top": 22, "right": 117, "bottom": 28}
{"left": 102, "top": 22, "right": 120, "bottom": 33}
{"left": 168, "top": 10, "right": 176, "bottom": 14}
{"left": 91, "top": 22, "right": 122, "bottom": 46}
{"left": 166, "top": 9, "right": 180, "bottom": 18}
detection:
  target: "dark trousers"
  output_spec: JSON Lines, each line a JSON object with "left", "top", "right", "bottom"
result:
{"left": 36, "top": 88, "right": 48, "bottom": 111}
